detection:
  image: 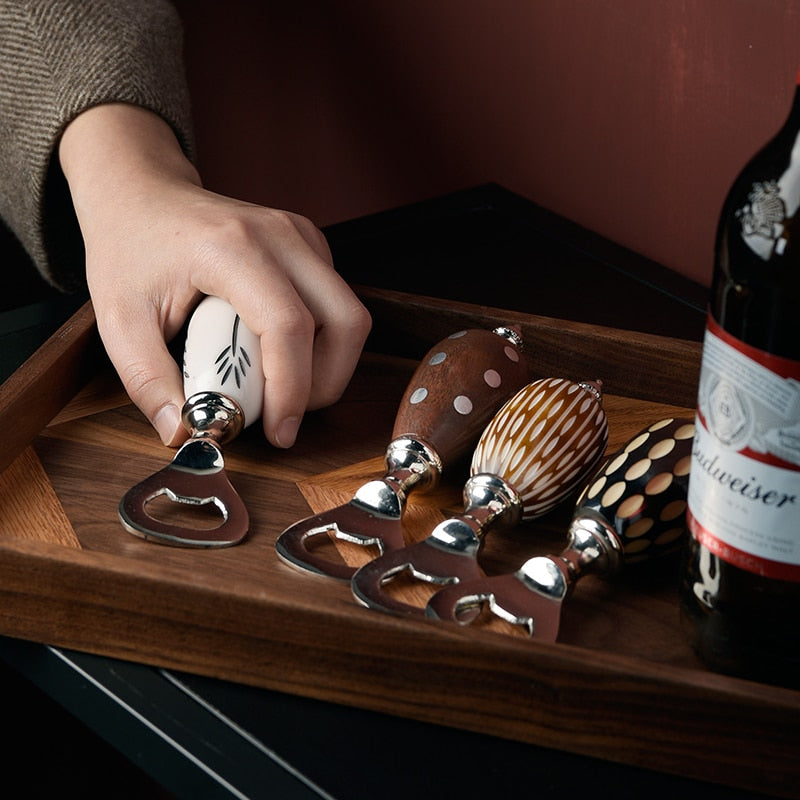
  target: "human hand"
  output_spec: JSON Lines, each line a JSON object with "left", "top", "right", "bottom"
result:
{"left": 59, "top": 104, "right": 371, "bottom": 448}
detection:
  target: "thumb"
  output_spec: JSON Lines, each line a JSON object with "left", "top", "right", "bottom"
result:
{"left": 96, "top": 311, "right": 187, "bottom": 446}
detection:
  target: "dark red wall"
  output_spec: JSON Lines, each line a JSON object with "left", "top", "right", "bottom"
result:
{"left": 174, "top": 1, "right": 800, "bottom": 287}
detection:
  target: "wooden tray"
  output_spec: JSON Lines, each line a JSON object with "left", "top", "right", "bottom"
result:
{"left": 1, "top": 287, "right": 797, "bottom": 799}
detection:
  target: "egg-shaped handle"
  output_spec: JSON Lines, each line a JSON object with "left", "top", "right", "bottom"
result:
{"left": 570, "top": 417, "right": 695, "bottom": 570}
{"left": 182, "top": 296, "right": 264, "bottom": 429}
{"left": 471, "top": 377, "right": 608, "bottom": 520}
{"left": 391, "top": 328, "right": 528, "bottom": 468}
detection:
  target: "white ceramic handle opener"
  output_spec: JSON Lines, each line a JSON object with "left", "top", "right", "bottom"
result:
{"left": 119, "top": 296, "right": 263, "bottom": 547}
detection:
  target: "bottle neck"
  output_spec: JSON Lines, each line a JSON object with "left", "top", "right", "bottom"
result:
{"left": 784, "top": 66, "right": 800, "bottom": 126}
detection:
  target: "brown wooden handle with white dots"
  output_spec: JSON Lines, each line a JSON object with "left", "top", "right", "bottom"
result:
{"left": 390, "top": 328, "right": 529, "bottom": 467}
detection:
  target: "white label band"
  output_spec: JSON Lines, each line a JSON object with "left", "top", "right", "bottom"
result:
{"left": 687, "top": 317, "right": 800, "bottom": 580}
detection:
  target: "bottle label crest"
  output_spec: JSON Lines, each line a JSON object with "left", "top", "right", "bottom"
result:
{"left": 736, "top": 180, "right": 787, "bottom": 260}
{"left": 736, "top": 128, "right": 800, "bottom": 260}
{"left": 687, "top": 316, "right": 800, "bottom": 580}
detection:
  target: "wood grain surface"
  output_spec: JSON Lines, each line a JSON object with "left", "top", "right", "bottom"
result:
{"left": 0, "top": 291, "right": 797, "bottom": 799}
{"left": 0, "top": 300, "right": 101, "bottom": 475}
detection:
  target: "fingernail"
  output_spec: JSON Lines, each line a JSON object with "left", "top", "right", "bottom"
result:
{"left": 153, "top": 403, "right": 183, "bottom": 446}
{"left": 275, "top": 416, "right": 301, "bottom": 449}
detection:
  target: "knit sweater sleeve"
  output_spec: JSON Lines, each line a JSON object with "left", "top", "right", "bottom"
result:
{"left": 0, "top": 0, "right": 194, "bottom": 292}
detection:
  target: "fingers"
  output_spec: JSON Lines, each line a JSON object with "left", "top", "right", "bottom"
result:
{"left": 66, "top": 106, "right": 368, "bottom": 449}
{"left": 307, "top": 297, "right": 372, "bottom": 410}
{"left": 244, "top": 285, "right": 316, "bottom": 449}
{"left": 285, "top": 215, "right": 372, "bottom": 409}
{"left": 216, "top": 212, "right": 371, "bottom": 447}
{"left": 93, "top": 302, "right": 189, "bottom": 447}
{"left": 87, "top": 198, "right": 369, "bottom": 451}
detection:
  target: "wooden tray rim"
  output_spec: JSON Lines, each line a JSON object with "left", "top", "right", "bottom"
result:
{"left": 1, "top": 287, "right": 797, "bottom": 798}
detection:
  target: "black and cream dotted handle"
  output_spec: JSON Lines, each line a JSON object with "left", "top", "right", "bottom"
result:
{"left": 572, "top": 416, "right": 695, "bottom": 567}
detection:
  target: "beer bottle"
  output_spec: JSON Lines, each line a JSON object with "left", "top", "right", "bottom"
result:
{"left": 679, "top": 68, "right": 800, "bottom": 688}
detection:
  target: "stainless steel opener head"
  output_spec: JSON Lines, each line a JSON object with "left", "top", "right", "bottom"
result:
{"left": 425, "top": 558, "right": 568, "bottom": 641}
{"left": 350, "top": 521, "right": 487, "bottom": 616}
{"left": 275, "top": 478, "right": 408, "bottom": 580}
{"left": 350, "top": 473, "right": 520, "bottom": 615}
{"left": 119, "top": 435, "right": 249, "bottom": 547}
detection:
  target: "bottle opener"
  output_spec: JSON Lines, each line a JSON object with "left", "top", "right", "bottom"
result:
{"left": 350, "top": 377, "right": 609, "bottom": 615}
{"left": 275, "top": 327, "right": 530, "bottom": 580}
{"left": 426, "top": 417, "right": 695, "bottom": 640}
{"left": 119, "top": 296, "right": 263, "bottom": 547}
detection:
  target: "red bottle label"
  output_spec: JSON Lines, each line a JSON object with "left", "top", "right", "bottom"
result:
{"left": 687, "top": 316, "right": 800, "bottom": 581}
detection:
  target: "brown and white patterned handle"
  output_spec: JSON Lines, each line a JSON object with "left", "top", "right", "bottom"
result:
{"left": 471, "top": 377, "right": 609, "bottom": 520}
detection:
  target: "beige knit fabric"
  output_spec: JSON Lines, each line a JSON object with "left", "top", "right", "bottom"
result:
{"left": 0, "top": 0, "right": 194, "bottom": 291}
